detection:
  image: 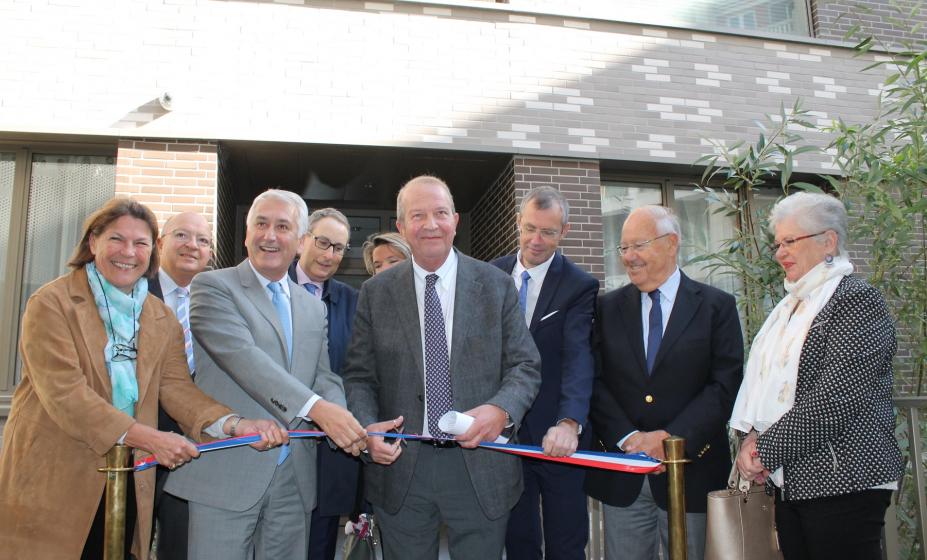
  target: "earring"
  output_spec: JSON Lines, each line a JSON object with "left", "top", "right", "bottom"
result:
{"left": 824, "top": 254, "right": 835, "bottom": 266}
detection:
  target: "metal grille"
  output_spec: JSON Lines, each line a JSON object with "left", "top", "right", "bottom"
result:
{"left": 0, "top": 153, "right": 15, "bottom": 280}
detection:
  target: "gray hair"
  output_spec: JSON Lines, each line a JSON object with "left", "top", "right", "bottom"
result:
{"left": 247, "top": 189, "right": 310, "bottom": 237}
{"left": 396, "top": 175, "right": 456, "bottom": 224}
{"left": 769, "top": 192, "right": 847, "bottom": 256}
{"left": 639, "top": 205, "right": 682, "bottom": 242}
{"left": 362, "top": 231, "right": 411, "bottom": 275}
{"left": 308, "top": 207, "right": 350, "bottom": 234}
{"left": 519, "top": 186, "right": 570, "bottom": 226}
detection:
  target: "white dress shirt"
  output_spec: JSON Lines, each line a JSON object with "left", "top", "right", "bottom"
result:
{"left": 411, "top": 250, "right": 458, "bottom": 436}
{"left": 512, "top": 250, "right": 556, "bottom": 326}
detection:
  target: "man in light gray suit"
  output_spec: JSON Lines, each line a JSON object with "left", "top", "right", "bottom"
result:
{"left": 165, "top": 189, "right": 367, "bottom": 560}
{"left": 343, "top": 175, "right": 542, "bottom": 559}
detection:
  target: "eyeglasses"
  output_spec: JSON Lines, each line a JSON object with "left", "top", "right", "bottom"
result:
{"left": 617, "top": 233, "right": 672, "bottom": 256}
{"left": 310, "top": 234, "right": 350, "bottom": 255}
{"left": 520, "top": 224, "right": 562, "bottom": 240}
{"left": 164, "top": 229, "right": 212, "bottom": 248}
{"left": 771, "top": 231, "right": 826, "bottom": 252}
{"left": 111, "top": 341, "right": 138, "bottom": 362}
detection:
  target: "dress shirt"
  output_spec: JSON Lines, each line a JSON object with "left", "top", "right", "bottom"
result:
{"left": 157, "top": 269, "right": 186, "bottom": 318}
{"left": 411, "top": 250, "right": 457, "bottom": 436}
{"left": 294, "top": 264, "right": 324, "bottom": 298}
{"left": 247, "top": 260, "right": 321, "bottom": 420}
{"left": 512, "top": 250, "right": 555, "bottom": 327}
{"left": 618, "top": 266, "right": 681, "bottom": 450}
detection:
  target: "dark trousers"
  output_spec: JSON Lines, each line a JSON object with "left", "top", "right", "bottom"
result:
{"left": 155, "top": 465, "right": 189, "bottom": 560}
{"left": 505, "top": 459, "right": 588, "bottom": 560}
{"left": 775, "top": 489, "right": 892, "bottom": 560}
{"left": 82, "top": 471, "right": 137, "bottom": 560}
{"left": 307, "top": 508, "right": 340, "bottom": 560}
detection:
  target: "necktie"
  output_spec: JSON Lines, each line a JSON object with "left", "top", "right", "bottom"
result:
{"left": 424, "top": 273, "right": 453, "bottom": 438}
{"left": 267, "top": 281, "right": 292, "bottom": 464}
{"left": 646, "top": 289, "right": 662, "bottom": 374}
{"left": 267, "top": 281, "right": 293, "bottom": 360}
{"left": 175, "top": 287, "right": 195, "bottom": 375}
{"left": 305, "top": 283, "right": 318, "bottom": 296}
{"left": 518, "top": 270, "right": 530, "bottom": 316}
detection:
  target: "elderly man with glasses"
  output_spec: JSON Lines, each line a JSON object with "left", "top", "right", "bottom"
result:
{"left": 585, "top": 205, "right": 744, "bottom": 560}
{"left": 288, "top": 207, "right": 361, "bottom": 560}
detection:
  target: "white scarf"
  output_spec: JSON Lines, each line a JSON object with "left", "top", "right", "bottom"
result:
{"left": 730, "top": 256, "right": 854, "bottom": 482}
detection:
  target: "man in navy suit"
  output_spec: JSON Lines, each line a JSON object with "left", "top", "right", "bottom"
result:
{"left": 585, "top": 206, "right": 743, "bottom": 560}
{"left": 492, "top": 186, "right": 597, "bottom": 560}
{"left": 149, "top": 211, "right": 214, "bottom": 560}
{"left": 288, "top": 208, "right": 359, "bottom": 560}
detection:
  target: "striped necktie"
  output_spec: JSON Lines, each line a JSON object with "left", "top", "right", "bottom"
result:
{"left": 175, "top": 287, "right": 195, "bottom": 375}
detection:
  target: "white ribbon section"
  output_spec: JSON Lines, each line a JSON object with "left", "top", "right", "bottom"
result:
{"left": 438, "top": 411, "right": 510, "bottom": 443}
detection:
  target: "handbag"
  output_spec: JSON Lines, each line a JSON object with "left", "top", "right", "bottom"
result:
{"left": 343, "top": 513, "right": 380, "bottom": 560}
{"left": 704, "top": 460, "right": 783, "bottom": 560}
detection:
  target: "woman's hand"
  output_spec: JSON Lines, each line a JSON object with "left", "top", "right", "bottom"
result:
{"left": 736, "top": 431, "right": 770, "bottom": 483}
{"left": 124, "top": 422, "right": 199, "bottom": 470}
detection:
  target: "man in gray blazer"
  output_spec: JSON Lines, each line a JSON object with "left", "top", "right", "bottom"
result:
{"left": 343, "top": 175, "right": 542, "bottom": 559}
{"left": 165, "top": 189, "right": 367, "bottom": 560}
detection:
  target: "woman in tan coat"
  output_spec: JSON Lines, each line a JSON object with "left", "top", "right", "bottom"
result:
{"left": 0, "top": 198, "right": 288, "bottom": 559}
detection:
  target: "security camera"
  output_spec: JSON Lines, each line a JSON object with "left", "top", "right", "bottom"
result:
{"left": 158, "top": 92, "right": 173, "bottom": 111}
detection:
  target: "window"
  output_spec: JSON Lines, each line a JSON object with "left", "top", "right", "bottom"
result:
{"left": 0, "top": 145, "right": 115, "bottom": 411}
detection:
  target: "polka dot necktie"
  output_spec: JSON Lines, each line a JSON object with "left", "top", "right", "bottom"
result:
{"left": 424, "top": 273, "right": 453, "bottom": 438}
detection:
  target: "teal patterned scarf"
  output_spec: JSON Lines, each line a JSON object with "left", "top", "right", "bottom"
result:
{"left": 86, "top": 262, "right": 147, "bottom": 417}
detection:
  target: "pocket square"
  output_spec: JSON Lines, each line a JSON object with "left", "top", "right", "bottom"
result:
{"left": 540, "top": 310, "right": 559, "bottom": 321}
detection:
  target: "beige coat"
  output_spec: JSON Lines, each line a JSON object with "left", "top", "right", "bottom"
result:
{"left": 0, "top": 267, "right": 231, "bottom": 559}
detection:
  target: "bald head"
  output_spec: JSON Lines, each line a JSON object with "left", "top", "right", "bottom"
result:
{"left": 158, "top": 212, "right": 213, "bottom": 286}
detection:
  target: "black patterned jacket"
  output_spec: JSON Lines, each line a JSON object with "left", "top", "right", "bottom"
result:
{"left": 756, "top": 275, "right": 904, "bottom": 501}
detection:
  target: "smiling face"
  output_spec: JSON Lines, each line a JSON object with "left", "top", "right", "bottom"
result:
{"left": 620, "top": 209, "right": 678, "bottom": 293}
{"left": 89, "top": 215, "right": 154, "bottom": 293}
{"left": 396, "top": 179, "right": 459, "bottom": 272}
{"left": 244, "top": 198, "right": 303, "bottom": 281}
{"left": 299, "top": 216, "right": 350, "bottom": 282}
{"left": 517, "top": 201, "right": 569, "bottom": 268}
{"left": 158, "top": 212, "right": 212, "bottom": 286}
{"left": 371, "top": 243, "right": 407, "bottom": 275}
{"left": 774, "top": 217, "right": 835, "bottom": 282}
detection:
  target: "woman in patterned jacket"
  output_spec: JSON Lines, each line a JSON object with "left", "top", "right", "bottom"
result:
{"left": 730, "top": 192, "right": 903, "bottom": 559}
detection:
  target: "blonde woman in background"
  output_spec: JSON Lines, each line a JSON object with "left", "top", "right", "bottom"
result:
{"left": 362, "top": 231, "right": 410, "bottom": 275}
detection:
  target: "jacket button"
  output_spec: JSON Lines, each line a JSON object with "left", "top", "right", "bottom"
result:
{"left": 417, "top": 394, "right": 424, "bottom": 402}
{"left": 645, "top": 395, "right": 654, "bottom": 403}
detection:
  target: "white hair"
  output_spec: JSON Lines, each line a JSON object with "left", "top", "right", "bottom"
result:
{"left": 247, "top": 189, "right": 310, "bottom": 237}
{"left": 639, "top": 205, "right": 682, "bottom": 242}
{"left": 769, "top": 192, "right": 847, "bottom": 256}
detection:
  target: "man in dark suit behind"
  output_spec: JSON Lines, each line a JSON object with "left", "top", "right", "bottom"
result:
{"left": 343, "top": 175, "right": 542, "bottom": 560}
{"left": 150, "top": 211, "right": 214, "bottom": 560}
{"left": 287, "top": 207, "right": 359, "bottom": 560}
{"left": 491, "top": 186, "right": 597, "bottom": 560}
{"left": 585, "top": 205, "right": 743, "bottom": 560}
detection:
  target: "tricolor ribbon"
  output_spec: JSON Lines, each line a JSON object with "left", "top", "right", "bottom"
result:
{"left": 134, "top": 430, "right": 662, "bottom": 474}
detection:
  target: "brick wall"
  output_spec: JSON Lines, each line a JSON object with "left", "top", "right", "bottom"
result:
{"left": 470, "top": 158, "right": 516, "bottom": 261}
{"left": 215, "top": 143, "right": 235, "bottom": 269}
{"left": 813, "top": 0, "right": 927, "bottom": 45}
{"left": 513, "top": 157, "right": 605, "bottom": 287}
{"left": 114, "top": 139, "right": 218, "bottom": 229}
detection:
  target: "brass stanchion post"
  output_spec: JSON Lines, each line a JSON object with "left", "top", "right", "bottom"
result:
{"left": 98, "top": 444, "right": 133, "bottom": 560}
{"left": 664, "top": 436, "right": 690, "bottom": 560}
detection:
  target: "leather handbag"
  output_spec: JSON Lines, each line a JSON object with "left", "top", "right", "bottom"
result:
{"left": 704, "top": 462, "right": 783, "bottom": 560}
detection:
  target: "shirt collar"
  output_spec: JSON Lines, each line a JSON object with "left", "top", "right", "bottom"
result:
{"left": 294, "top": 263, "right": 325, "bottom": 295}
{"left": 247, "top": 259, "right": 291, "bottom": 298}
{"left": 157, "top": 268, "right": 185, "bottom": 295}
{"left": 652, "top": 267, "right": 681, "bottom": 304}
{"left": 412, "top": 249, "right": 458, "bottom": 287}
{"left": 513, "top": 250, "right": 556, "bottom": 280}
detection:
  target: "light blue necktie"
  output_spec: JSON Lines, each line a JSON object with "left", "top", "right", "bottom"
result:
{"left": 305, "top": 283, "right": 318, "bottom": 296}
{"left": 519, "top": 270, "right": 530, "bottom": 316}
{"left": 175, "top": 287, "right": 195, "bottom": 375}
{"left": 646, "top": 289, "right": 662, "bottom": 374}
{"left": 267, "top": 281, "right": 292, "bottom": 464}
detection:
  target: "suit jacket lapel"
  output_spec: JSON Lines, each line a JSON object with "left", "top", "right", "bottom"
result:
{"left": 71, "top": 268, "right": 112, "bottom": 397}
{"left": 530, "top": 252, "right": 562, "bottom": 331}
{"left": 450, "top": 255, "right": 479, "bottom": 376}
{"left": 237, "top": 260, "right": 289, "bottom": 366}
{"left": 652, "top": 273, "right": 701, "bottom": 372}
{"left": 387, "top": 261, "right": 425, "bottom": 387}
{"left": 618, "top": 285, "right": 648, "bottom": 375}
{"left": 135, "top": 293, "right": 167, "bottom": 408}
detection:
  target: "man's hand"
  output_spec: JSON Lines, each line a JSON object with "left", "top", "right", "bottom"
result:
{"left": 622, "top": 430, "right": 671, "bottom": 474}
{"left": 125, "top": 422, "right": 200, "bottom": 470}
{"left": 365, "top": 416, "right": 404, "bottom": 465}
{"left": 736, "top": 431, "right": 770, "bottom": 484}
{"left": 232, "top": 418, "right": 289, "bottom": 451}
{"left": 309, "top": 400, "right": 367, "bottom": 456}
{"left": 542, "top": 420, "right": 579, "bottom": 457}
{"left": 456, "top": 404, "right": 508, "bottom": 448}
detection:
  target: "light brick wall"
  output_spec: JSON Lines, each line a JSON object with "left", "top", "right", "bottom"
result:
{"left": 114, "top": 139, "right": 218, "bottom": 228}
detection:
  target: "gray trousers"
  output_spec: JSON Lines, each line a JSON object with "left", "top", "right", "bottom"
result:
{"left": 374, "top": 444, "right": 509, "bottom": 560}
{"left": 602, "top": 477, "right": 706, "bottom": 560}
{"left": 187, "top": 458, "right": 309, "bottom": 560}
